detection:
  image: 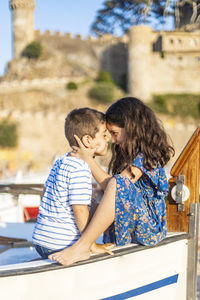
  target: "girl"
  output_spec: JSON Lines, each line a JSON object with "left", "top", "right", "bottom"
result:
{"left": 49, "top": 97, "right": 174, "bottom": 266}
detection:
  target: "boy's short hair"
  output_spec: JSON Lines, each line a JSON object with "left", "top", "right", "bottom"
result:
{"left": 65, "top": 108, "right": 105, "bottom": 146}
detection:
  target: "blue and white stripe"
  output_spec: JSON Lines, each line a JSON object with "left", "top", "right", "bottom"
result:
{"left": 32, "top": 153, "right": 92, "bottom": 250}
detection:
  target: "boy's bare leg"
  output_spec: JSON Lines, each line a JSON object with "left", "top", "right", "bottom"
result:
{"left": 90, "top": 186, "right": 103, "bottom": 220}
{"left": 89, "top": 198, "right": 99, "bottom": 221}
{"left": 48, "top": 178, "right": 116, "bottom": 266}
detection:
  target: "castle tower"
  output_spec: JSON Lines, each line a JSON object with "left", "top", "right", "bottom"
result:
{"left": 10, "top": 0, "right": 35, "bottom": 59}
{"left": 128, "top": 26, "right": 152, "bottom": 102}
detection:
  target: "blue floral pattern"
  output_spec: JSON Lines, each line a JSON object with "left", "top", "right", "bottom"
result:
{"left": 103, "top": 153, "right": 168, "bottom": 246}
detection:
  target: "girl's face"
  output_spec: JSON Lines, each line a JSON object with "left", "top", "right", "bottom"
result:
{"left": 106, "top": 123, "right": 125, "bottom": 145}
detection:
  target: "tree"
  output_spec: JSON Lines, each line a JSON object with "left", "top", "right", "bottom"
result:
{"left": 96, "top": 70, "right": 114, "bottom": 84}
{"left": 91, "top": 0, "right": 200, "bottom": 35}
{"left": 23, "top": 41, "right": 43, "bottom": 59}
{"left": 0, "top": 120, "right": 18, "bottom": 148}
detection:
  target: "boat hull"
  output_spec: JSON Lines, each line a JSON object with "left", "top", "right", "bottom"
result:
{"left": 0, "top": 235, "right": 188, "bottom": 300}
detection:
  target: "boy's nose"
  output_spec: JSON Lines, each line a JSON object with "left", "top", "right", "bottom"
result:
{"left": 111, "top": 136, "right": 116, "bottom": 143}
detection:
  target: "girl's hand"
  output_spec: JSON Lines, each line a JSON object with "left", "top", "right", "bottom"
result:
{"left": 90, "top": 242, "right": 115, "bottom": 256}
{"left": 71, "top": 135, "right": 96, "bottom": 161}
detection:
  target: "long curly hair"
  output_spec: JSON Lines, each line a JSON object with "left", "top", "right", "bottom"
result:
{"left": 106, "top": 97, "right": 175, "bottom": 175}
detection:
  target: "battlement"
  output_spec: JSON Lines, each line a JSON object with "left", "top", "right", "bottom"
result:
{"left": 10, "top": 0, "right": 35, "bottom": 9}
{"left": 34, "top": 30, "right": 128, "bottom": 44}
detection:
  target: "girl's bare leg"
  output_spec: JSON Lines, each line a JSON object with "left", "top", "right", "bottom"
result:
{"left": 48, "top": 178, "right": 116, "bottom": 266}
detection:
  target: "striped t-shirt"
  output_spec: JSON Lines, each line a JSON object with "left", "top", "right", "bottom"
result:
{"left": 32, "top": 153, "right": 92, "bottom": 250}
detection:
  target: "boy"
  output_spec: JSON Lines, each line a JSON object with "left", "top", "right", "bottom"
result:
{"left": 32, "top": 108, "right": 110, "bottom": 258}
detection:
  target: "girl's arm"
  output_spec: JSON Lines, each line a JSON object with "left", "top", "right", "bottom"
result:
{"left": 82, "top": 156, "right": 111, "bottom": 191}
{"left": 73, "top": 204, "right": 114, "bottom": 255}
{"left": 71, "top": 135, "right": 111, "bottom": 191}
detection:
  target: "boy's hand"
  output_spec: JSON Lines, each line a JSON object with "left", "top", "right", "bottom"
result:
{"left": 90, "top": 242, "right": 115, "bottom": 256}
{"left": 121, "top": 166, "right": 143, "bottom": 184}
{"left": 71, "top": 135, "right": 96, "bottom": 160}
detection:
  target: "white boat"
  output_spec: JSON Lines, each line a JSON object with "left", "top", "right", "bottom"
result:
{"left": 0, "top": 171, "right": 46, "bottom": 222}
{"left": 0, "top": 127, "right": 199, "bottom": 300}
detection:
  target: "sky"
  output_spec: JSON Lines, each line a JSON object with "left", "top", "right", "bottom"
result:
{"left": 0, "top": 0, "right": 104, "bottom": 76}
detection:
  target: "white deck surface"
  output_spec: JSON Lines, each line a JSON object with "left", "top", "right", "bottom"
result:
{"left": 0, "top": 222, "right": 105, "bottom": 266}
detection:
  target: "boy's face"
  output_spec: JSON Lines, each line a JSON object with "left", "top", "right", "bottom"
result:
{"left": 91, "top": 123, "right": 109, "bottom": 156}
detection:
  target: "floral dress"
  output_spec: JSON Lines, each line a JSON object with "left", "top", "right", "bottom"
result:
{"left": 103, "top": 153, "right": 168, "bottom": 246}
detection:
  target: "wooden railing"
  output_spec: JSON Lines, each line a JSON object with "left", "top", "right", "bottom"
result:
{"left": 0, "top": 183, "right": 44, "bottom": 197}
{"left": 166, "top": 126, "right": 200, "bottom": 232}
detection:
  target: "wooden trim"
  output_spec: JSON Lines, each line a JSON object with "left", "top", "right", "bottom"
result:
{"left": 166, "top": 127, "right": 200, "bottom": 232}
{"left": 0, "top": 184, "right": 44, "bottom": 196}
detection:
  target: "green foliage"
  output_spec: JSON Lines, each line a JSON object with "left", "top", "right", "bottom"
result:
{"left": 151, "top": 95, "right": 168, "bottom": 114}
{"left": 0, "top": 120, "right": 18, "bottom": 148}
{"left": 151, "top": 94, "right": 200, "bottom": 119}
{"left": 66, "top": 81, "right": 78, "bottom": 90}
{"left": 23, "top": 41, "right": 43, "bottom": 59}
{"left": 96, "top": 70, "right": 114, "bottom": 84}
{"left": 96, "top": 70, "right": 127, "bottom": 92}
{"left": 89, "top": 82, "right": 115, "bottom": 104}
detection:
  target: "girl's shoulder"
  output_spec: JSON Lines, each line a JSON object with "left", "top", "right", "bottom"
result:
{"left": 132, "top": 152, "right": 163, "bottom": 173}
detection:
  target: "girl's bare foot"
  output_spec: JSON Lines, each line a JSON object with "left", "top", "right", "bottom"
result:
{"left": 48, "top": 243, "right": 90, "bottom": 266}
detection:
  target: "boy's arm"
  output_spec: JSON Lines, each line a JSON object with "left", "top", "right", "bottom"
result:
{"left": 121, "top": 166, "right": 143, "bottom": 184}
{"left": 72, "top": 205, "right": 90, "bottom": 234}
{"left": 41, "top": 186, "right": 46, "bottom": 198}
{"left": 73, "top": 204, "right": 114, "bottom": 254}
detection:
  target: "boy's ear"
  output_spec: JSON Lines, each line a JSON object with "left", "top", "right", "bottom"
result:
{"left": 81, "top": 135, "right": 93, "bottom": 148}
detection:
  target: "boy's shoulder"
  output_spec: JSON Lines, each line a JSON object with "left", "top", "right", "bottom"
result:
{"left": 59, "top": 152, "right": 91, "bottom": 172}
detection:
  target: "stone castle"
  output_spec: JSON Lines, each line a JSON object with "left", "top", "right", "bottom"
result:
{"left": 2, "top": 0, "right": 199, "bottom": 101}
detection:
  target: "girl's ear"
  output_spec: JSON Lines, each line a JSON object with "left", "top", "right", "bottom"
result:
{"left": 81, "top": 135, "right": 93, "bottom": 148}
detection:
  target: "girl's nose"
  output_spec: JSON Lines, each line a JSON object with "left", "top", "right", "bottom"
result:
{"left": 106, "top": 135, "right": 110, "bottom": 142}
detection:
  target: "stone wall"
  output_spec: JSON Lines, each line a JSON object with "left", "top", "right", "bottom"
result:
{"left": 0, "top": 77, "right": 75, "bottom": 94}
{"left": 35, "top": 30, "right": 128, "bottom": 85}
{"left": 151, "top": 30, "right": 200, "bottom": 95}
